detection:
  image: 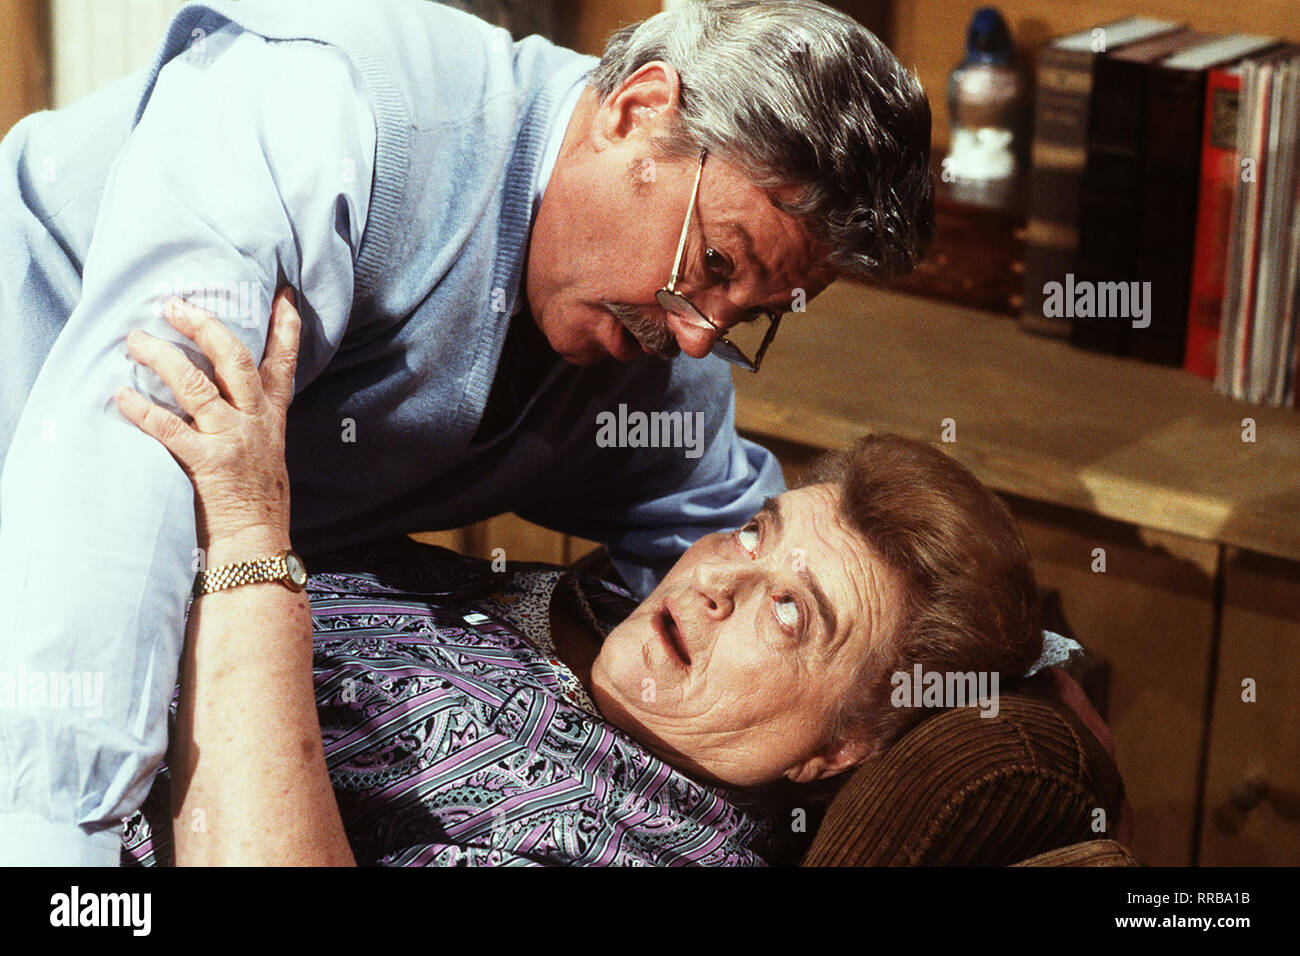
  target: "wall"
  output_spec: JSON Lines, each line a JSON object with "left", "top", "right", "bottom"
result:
{"left": 563, "top": 0, "right": 891, "bottom": 56}
{"left": 561, "top": 0, "right": 1296, "bottom": 151}
{"left": 891, "top": 0, "right": 1298, "bottom": 151}
{"left": 562, "top": 0, "right": 662, "bottom": 55}
{"left": 48, "top": 0, "right": 187, "bottom": 109}
{"left": 0, "top": 0, "right": 49, "bottom": 135}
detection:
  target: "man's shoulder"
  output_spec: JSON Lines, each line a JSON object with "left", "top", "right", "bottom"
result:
{"left": 159, "top": 0, "right": 511, "bottom": 105}
{"left": 663, "top": 353, "right": 739, "bottom": 416}
{"left": 193, "top": 0, "right": 492, "bottom": 43}
{"left": 190, "top": 0, "right": 547, "bottom": 77}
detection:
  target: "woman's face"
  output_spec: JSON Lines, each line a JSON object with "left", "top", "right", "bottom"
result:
{"left": 590, "top": 483, "right": 908, "bottom": 787}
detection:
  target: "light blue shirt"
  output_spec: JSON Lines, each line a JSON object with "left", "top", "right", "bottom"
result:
{"left": 0, "top": 23, "right": 377, "bottom": 866}
{"left": 534, "top": 78, "right": 585, "bottom": 224}
{"left": 0, "top": 0, "right": 784, "bottom": 867}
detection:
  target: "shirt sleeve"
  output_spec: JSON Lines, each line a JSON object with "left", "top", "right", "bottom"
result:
{"left": 0, "top": 24, "right": 375, "bottom": 865}
{"left": 519, "top": 358, "right": 787, "bottom": 600}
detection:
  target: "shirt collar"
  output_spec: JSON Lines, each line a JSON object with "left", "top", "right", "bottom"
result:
{"left": 532, "top": 76, "right": 586, "bottom": 222}
{"left": 513, "top": 77, "right": 585, "bottom": 321}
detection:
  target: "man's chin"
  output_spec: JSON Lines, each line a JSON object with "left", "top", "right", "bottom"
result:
{"left": 536, "top": 328, "right": 604, "bottom": 366}
{"left": 555, "top": 339, "right": 645, "bottom": 367}
{"left": 536, "top": 318, "right": 615, "bottom": 365}
{"left": 537, "top": 309, "right": 656, "bottom": 365}
{"left": 557, "top": 348, "right": 606, "bottom": 367}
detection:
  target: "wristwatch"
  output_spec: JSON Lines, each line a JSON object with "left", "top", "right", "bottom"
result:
{"left": 192, "top": 549, "right": 309, "bottom": 598}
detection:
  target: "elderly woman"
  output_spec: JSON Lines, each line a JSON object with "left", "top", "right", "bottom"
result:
{"left": 114, "top": 292, "right": 1047, "bottom": 866}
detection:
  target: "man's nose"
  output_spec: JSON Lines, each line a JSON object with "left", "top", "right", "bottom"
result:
{"left": 664, "top": 311, "right": 718, "bottom": 359}
{"left": 664, "top": 300, "right": 752, "bottom": 359}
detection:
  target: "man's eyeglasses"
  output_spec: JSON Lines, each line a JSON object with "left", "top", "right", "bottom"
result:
{"left": 655, "top": 148, "right": 782, "bottom": 373}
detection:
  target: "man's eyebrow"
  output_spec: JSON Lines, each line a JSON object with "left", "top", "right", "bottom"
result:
{"left": 761, "top": 496, "right": 838, "bottom": 642}
{"left": 724, "top": 220, "right": 761, "bottom": 274}
{"left": 720, "top": 221, "right": 788, "bottom": 316}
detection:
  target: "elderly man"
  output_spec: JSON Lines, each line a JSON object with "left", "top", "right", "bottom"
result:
{"left": 0, "top": 0, "right": 932, "bottom": 864}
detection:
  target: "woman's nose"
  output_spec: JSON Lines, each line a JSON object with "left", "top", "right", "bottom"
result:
{"left": 692, "top": 559, "right": 743, "bottom": 619}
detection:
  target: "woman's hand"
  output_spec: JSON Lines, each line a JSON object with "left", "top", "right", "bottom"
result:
{"left": 114, "top": 288, "right": 301, "bottom": 552}
{"left": 114, "top": 287, "right": 353, "bottom": 865}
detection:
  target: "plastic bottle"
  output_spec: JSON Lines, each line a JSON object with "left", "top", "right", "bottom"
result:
{"left": 943, "top": 7, "right": 1027, "bottom": 183}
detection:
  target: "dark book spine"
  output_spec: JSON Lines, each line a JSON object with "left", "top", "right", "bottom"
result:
{"left": 1021, "top": 45, "right": 1092, "bottom": 338}
{"left": 1131, "top": 64, "right": 1211, "bottom": 366}
{"left": 1074, "top": 54, "right": 1150, "bottom": 354}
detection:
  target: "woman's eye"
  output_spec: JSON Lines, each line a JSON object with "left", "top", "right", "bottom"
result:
{"left": 737, "top": 522, "right": 760, "bottom": 554}
{"left": 704, "top": 247, "right": 729, "bottom": 276}
{"left": 774, "top": 595, "right": 800, "bottom": 630}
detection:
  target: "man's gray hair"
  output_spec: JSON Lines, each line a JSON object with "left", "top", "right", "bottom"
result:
{"left": 590, "top": 0, "right": 934, "bottom": 279}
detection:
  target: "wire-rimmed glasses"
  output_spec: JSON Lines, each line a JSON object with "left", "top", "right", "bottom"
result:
{"left": 654, "top": 148, "right": 782, "bottom": 373}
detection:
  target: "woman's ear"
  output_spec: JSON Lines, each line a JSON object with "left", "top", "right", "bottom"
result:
{"left": 783, "top": 735, "right": 874, "bottom": 784}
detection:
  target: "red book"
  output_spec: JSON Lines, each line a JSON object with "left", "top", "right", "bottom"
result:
{"left": 1189, "top": 44, "right": 1297, "bottom": 383}
{"left": 1184, "top": 65, "right": 1244, "bottom": 379}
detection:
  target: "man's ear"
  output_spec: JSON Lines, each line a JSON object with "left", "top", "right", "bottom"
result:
{"left": 783, "top": 735, "right": 874, "bottom": 784}
{"left": 592, "top": 60, "right": 682, "bottom": 148}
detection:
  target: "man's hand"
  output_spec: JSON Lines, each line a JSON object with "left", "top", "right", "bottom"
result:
{"left": 114, "top": 287, "right": 302, "bottom": 550}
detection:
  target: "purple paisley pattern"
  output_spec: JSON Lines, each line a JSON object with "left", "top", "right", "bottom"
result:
{"left": 120, "top": 538, "right": 775, "bottom": 866}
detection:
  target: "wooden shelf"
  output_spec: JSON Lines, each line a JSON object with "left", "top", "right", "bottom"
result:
{"left": 732, "top": 280, "right": 1300, "bottom": 563}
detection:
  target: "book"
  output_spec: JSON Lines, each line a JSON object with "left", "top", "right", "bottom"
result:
{"left": 1186, "top": 44, "right": 1300, "bottom": 380}
{"left": 1283, "top": 62, "right": 1300, "bottom": 407}
{"left": 1020, "top": 17, "right": 1183, "bottom": 339}
{"left": 1217, "top": 58, "right": 1285, "bottom": 399}
{"left": 1131, "top": 34, "right": 1282, "bottom": 368}
{"left": 1250, "top": 57, "right": 1299, "bottom": 405}
{"left": 1074, "top": 28, "right": 1205, "bottom": 355}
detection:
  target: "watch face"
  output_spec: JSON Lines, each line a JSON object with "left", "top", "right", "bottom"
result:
{"left": 285, "top": 552, "right": 308, "bottom": 588}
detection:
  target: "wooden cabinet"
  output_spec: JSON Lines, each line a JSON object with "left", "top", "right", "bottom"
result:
{"left": 731, "top": 280, "right": 1300, "bottom": 866}
{"left": 1199, "top": 550, "right": 1300, "bottom": 865}
{"left": 1006, "top": 499, "right": 1219, "bottom": 866}
{"left": 411, "top": 516, "right": 599, "bottom": 568}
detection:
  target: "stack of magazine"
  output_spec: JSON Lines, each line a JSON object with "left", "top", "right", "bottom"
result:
{"left": 1216, "top": 53, "right": 1300, "bottom": 408}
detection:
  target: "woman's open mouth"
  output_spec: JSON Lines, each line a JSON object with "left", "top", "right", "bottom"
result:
{"left": 653, "top": 604, "right": 691, "bottom": 666}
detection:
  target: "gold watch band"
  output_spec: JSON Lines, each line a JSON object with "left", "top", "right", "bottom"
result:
{"left": 192, "top": 549, "right": 308, "bottom": 597}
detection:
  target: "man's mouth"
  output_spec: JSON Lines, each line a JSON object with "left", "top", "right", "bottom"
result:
{"left": 653, "top": 603, "right": 691, "bottom": 666}
{"left": 601, "top": 301, "right": 680, "bottom": 360}
{"left": 602, "top": 319, "right": 641, "bottom": 362}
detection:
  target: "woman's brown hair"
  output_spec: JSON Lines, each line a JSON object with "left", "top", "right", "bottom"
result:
{"left": 800, "top": 432, "right": 1043, "bottom": 758}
